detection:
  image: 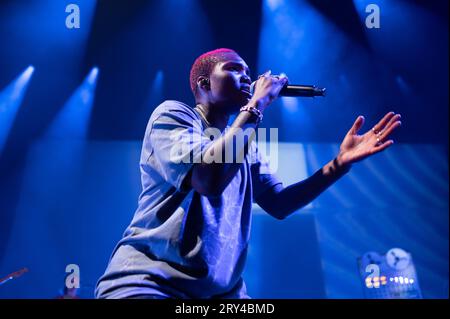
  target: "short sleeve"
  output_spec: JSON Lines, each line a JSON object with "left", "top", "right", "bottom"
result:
{"left": 249, "top": 140, "right": 283, "bottom": 199}
{"left": 142, "top": 101, "right": 212, "bottom": 192}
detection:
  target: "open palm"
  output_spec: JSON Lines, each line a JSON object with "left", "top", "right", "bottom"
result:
{"left": 338, "top": 112, "right": 402, "bottom": 166}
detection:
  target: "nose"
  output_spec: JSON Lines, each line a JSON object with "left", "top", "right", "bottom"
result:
{"left": 241, "top": 74, "right": 251, "bottom": 85}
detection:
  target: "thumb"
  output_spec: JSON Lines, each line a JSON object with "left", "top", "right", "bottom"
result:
{"left": 349, "top": 115, "right": 365, "bottom": 135}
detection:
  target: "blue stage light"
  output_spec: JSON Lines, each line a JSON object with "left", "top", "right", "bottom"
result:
{"left": 45, "top": 67, "right": 99, "bottom": 139}
{"left": 0, "top": 65, "right": 34, "bottom": 153}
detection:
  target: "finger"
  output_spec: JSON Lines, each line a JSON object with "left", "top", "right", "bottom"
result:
{"left": 273, "top": 79, "right": 289, "bottom": 97}
{"left": 379, "top": 114, "right": 401, "bottom": 134}
{"left": 372, "top": 112, "right": 395, "bottom": 133}
{"left": 277, "top": 74, "right": 289, "bottom": 87}
{"left": 258, "top": 70, "right": 272, "bottom": 80}
{"left": 372, "top": 139, "right": 394, "bottom": 153}
{"left": 349, "top": 115, "right": 365, "bottom": 135}
{"left": 379, "top": 121, "right": 401, "bottom": 141}
{"left": 278, "top": 72, "right": 289, "bottom": 83}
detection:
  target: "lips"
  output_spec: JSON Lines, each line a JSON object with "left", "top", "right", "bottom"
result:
{"left": 240, "top": 86, "right": 252, "bottom": 96}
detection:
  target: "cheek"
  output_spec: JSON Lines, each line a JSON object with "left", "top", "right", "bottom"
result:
{"left": 211, "top": 73, "right": 238, "bottom": 95}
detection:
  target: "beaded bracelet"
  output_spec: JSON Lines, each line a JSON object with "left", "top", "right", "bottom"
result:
{"left": 239, "top": 105, "right": 263, "bottom": 125}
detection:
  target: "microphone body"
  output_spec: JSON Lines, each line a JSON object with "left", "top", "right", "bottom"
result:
{"left": 250, "top": 82, "right": 326, "bottom": 97}
{"left": 280, "top": 84, "right": 326, "bottom": 97}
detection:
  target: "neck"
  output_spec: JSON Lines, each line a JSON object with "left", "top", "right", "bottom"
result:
{"left": 195, "top": 102, "right": 230, "bottom": 131}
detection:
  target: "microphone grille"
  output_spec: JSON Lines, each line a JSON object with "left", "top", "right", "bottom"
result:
{"left": 250, "top": 81, "right": 256, "bottom": 94}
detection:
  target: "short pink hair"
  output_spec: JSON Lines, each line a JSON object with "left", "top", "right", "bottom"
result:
{"left": 189, "top": 48, "right": 239, "bottom": 96}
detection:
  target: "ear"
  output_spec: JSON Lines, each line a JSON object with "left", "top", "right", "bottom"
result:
{"left": 197, "top": 76, "right": 210, "bottom": 91}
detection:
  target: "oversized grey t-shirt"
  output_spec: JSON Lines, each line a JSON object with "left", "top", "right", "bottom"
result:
{"left": 95, "top": 100, "right": 282, "bottom": 299}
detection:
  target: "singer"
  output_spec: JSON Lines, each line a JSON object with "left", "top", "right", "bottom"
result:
{"left": 95, "top": 48, "right": 401, "bottom": 299}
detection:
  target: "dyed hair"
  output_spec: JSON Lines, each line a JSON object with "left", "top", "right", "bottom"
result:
{"left": 189, "top": 48, "right": 239, "bottom": 97}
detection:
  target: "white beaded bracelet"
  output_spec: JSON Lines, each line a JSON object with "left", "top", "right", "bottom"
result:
{"left": 239, "top": 105, "right": 263, "bottom": 125}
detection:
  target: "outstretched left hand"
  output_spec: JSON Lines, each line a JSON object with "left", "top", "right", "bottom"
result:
{"left": 337, "top": 112, "right": 402, "bottom": 166}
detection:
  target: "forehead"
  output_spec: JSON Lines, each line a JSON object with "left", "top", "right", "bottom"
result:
{"left": 216, "top": 55, "right": 250, "bottom": 71}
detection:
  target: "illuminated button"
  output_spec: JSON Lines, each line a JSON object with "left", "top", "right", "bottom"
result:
{"left": 373, "top": 282, "right": 380, "bottom": 288}
{"left": 410, "top": 279, "right": 414, "bottom": 284}
{"left": 399, "top": 277, "right": 404, "bottom": 284}
{"left": 390, "top": 278, "right": 394, "bottom": 282}
{"left": 404, "top": 278, "right": 409, "bottom": 284}
{"left": 394, "top": 277, "right": 399, "bottom": 283}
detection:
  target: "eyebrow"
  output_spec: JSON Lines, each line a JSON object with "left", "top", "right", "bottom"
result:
{"left": 223, "top": 61, "right": 250, "bottom": 75}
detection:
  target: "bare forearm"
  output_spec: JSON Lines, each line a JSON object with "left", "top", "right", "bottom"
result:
{"left": 192, "top": 104, "right": 260, "bottom": 196}
{"left": 261, "top": 157, "right": 351, "bottom": 219}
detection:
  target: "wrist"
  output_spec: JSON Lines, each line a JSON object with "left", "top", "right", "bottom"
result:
{"left": 240, "top": 103, "right": 263, "bottom": 125}
{"left": 247, "top": 97, "right": 266, "bottom": 112}
{"left": 335, "top": 153, "right": 352, "bottom": 173}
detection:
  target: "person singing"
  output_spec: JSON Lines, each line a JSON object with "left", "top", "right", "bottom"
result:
{"left": 95, "top": 48, "right": 401, "bottom": 299}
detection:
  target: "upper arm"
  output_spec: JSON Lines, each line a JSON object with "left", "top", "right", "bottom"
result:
{"left": 144, "top": 102, "right": 211, "bottom": 193}
{"left": 254, "top": 182, "right": 285, "bottom": 219}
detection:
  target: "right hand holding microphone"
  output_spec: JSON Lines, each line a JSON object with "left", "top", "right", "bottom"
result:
{"left": 249, "top": 70, "right": 289, "bottom": 112}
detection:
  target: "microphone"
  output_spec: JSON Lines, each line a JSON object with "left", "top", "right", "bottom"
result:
{"left": 250, "top": 82, "right": 326, "bottom": 97}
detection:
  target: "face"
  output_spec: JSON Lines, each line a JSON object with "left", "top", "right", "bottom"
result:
{"left": 206, "top": 54, "right": 252, "bottom": 113}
